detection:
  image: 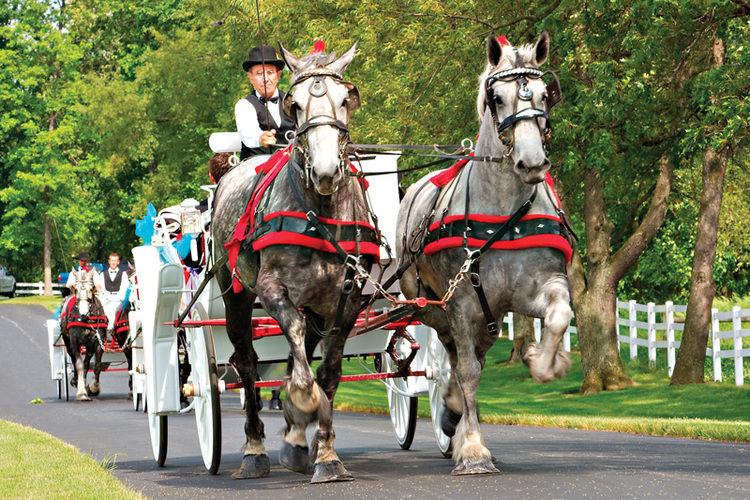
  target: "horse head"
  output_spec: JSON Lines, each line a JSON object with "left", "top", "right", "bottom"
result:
{"left": 478, "top": 32, "right": 559, "bottom": 184}
{"left": 74, "top": 268, "right": 97, "bottom": 317}
{"left": 280, "top": 42, "right": 360, "bottom": 195}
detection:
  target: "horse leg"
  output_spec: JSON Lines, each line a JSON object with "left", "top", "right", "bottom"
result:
{"left": 223, "top": 288, "right": 270, "bottom": 480}
{"left": 89, "top": 339, "right": 103, "bottom": 396}
{"left": 73, "top": 337, "right": 91, "bottom": 401}
{"left": 257, "top": 272, "right": 320, "bottom": 418}
{"left": 308, "top": 327, "right": 353, "bottom": 483}
{"left": 447, "top": 316, "right": 497, "bottom": 475}
{"left": 523, "top": 279, "right": 572, "bottom": 383}
{"left": 279, "top": 314, "right": 322, "bottom": 474}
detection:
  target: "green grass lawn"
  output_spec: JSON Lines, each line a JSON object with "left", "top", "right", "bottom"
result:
{"left": 328, "top": 337, "right": 750, "bottom": 442}
{"left": 1, "top": 295, "right": 61, "bottom": 312}
{"left": 0, "top": 419, "right": 143, "bottom": 499}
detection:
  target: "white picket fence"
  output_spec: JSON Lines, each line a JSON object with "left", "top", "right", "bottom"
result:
{"left": 501, "top": 301, "right": 750, "bottom": 386}
{"left": 16, "top": 282, "right": 65, "bottom": 296}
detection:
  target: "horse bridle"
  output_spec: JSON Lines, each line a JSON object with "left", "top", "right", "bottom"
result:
{"left": 485, "top": 66, "right": 562, "bottom": 156}
{"left": 283, "top": 68, "right": 361, "bottom": 189}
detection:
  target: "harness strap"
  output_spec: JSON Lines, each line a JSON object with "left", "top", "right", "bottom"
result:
{"left": 469, "top": 259, "right": 498, "bottom": 336}
{"left": 173, "top": 252, "right": 229, "bottom": 328}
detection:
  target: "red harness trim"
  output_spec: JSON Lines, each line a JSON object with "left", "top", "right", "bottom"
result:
{"left": 61, "top": 297, "right": 108, "bottom": 329}
{"left": 224, "top": 147, "right": 375, "bottom": 293}
{"left": 425, "top": 157, "right": 571, "bottom": 262}
{"left": 424, "top": 233, "right": 573, "bottom": 262}
{"left": 428, "top": 213, "right": 563, "bottom": 233}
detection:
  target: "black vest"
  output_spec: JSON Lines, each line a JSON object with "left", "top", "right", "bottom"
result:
{"left": 103, "top": 268, "right": 125, "bottom": 292}
{"left": 240, "top": 91, "right": 295, "bottom": 160}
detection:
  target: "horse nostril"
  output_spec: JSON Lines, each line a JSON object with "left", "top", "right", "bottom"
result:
{"left": 541, "top": 158, "right": 551, "bottom": 170}
{"left": 515, "top": 160, "right": 527, "bottom": 171}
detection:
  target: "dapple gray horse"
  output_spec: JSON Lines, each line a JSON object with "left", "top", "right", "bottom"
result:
{"left": 396, "top": 32, "right": 572, "bottom": 475}
{"left": 61, "top": 268, "right": 106, "bottom": 401}
{"left": 211, "top": 43, "right": 371, "bottom": 483}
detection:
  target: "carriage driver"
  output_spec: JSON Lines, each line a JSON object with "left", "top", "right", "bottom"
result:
{"left": 95, "top": 253, "right": 129, "bottom": 333}
{"left": 235, "top": 45, "right": 295, "bottom": 161}
{"left": 66, "top": 251, "right": 99, "bottom": 293}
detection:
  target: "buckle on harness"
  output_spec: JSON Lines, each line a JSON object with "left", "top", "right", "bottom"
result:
{"left": 342, "top": 279, "right": 355, "bottom": 294}
{"left": 487, "top": 322, "right": 498, "bottom": 336}
{"left": 470, "top": 272, "right": 481, "bottom": 287}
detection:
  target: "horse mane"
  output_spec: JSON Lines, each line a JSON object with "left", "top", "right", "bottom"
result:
{"left": 291, "top": 51, "right": 339, "bottom": 76}
{"left": 476, "top": 41, "right": 542, "bottom": 120}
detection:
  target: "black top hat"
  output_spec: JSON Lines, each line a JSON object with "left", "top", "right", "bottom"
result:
{"left": 242, "top": 46, "right": 285, "bottom": 72}
{"left": 75, "top": 251, "right": 90, "bottom": 261}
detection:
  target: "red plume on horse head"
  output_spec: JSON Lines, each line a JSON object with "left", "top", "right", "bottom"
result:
{"left": 497, "top": 35, "right": 509, "bottom": 47}
{"left": 311, "top": 40, "right": 325, "bottom": 53}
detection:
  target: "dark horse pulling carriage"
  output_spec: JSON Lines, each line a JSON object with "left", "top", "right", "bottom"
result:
{"left": 47, "top": 268, "right": 136, "bottom": 401}
{"left": 134, "top": 33, "right": 572, "bottom": 482}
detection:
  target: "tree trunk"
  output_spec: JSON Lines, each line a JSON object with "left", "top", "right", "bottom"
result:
{"left": 574, "top": 284, "right": 633, "bottom": 394}
{"left": 671, "top": 37, "right": 728, "bottom": 386}
{"left": 508, "top": 314, "right": 534, "bottom": 364}
{"left": 671, "top": 148, "right": 728, "bottom": 384}
{"left": 44, "top": 213, "right": 52, "bottom": 296}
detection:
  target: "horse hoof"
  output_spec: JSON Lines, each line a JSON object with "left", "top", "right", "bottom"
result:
{"left": 310, "top": 460, "right": 353, "bottom": 483}
{"left": 76, "top": 393, "right": 92, "bottom": 402}
{"left": 232, "top": 454, "right": 270, "bottom": 479}
{"left": 440, "top": 403, "right": 461, "bottom": 438}
{"left": 88, "top": 384, "right": 100, "bottom": 396}
{"left": 279, "top": 442, "right": 311, "bottom": 474}
{"left": 450, "top": 458, "right": 499, "bottom": 476}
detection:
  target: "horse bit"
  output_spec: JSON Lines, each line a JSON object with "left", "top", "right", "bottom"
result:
{"left": 284, "top": 68, "right": 358, "bottom": 190}
{"left": 485, "top": 66, "right": 562, "bottom": 157}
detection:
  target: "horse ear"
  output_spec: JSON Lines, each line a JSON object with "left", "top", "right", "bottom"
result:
{"left": 279, "top": 42, "right": 303, "bottom": 73}
{"left": 534, "top": 31, "right": 549, "bottom": 66}
{"left": 327, "top": 42, "right": 357, "bottom": 75}
{"left": 345, "top": 82, "right": 361, "bottom": 112}
{"left": 487, "top": 34, "right": 502, "bottom": 67}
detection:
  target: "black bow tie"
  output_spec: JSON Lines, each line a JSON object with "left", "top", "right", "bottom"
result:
{"left": 260, "top": 95, "right": 278, "bottom": 104}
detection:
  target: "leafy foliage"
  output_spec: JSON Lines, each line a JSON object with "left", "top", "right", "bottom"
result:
{"left": 0, "top": 0, "right": 747, "bottom": 305}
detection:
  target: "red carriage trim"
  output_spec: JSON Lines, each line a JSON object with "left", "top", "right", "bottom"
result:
{"left": 424, "top": 234, "right": 573, "bottom": 263}
{"left": 428, "top": 213, "right": 563, "bottom": 233}
{"left": 225, "top": 146, "right": 373, "bottom": 292}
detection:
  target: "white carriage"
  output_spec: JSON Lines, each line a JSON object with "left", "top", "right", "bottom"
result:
{"left": 132, "top": 139, "right": 454, "bottom": 474}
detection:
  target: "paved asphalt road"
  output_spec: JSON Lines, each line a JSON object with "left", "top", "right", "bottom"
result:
{"left": 1, "top": 304, "right": 749, "bottom": 499}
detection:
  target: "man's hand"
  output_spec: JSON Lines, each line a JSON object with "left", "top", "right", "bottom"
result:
{"left": 259, "top": 130, "right": 277, "bottom": 147}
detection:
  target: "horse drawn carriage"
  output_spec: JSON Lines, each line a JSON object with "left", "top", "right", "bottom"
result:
{"left": 47, "top": 272, "right": 137, "bottom": 402}
{"left": 130, "top": 144, "right": 457, "bottom": 474}
{"left": 132, "top": 32, "right": 571, "bottom": 481}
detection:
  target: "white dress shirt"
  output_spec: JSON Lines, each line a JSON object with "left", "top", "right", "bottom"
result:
{"left": 234, "top": 90, "right": 282, "bottom": 148}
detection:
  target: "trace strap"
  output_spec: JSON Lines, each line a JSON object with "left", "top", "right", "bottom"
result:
{"left": 465, "top": 190, "right": 537, "bottom": 335}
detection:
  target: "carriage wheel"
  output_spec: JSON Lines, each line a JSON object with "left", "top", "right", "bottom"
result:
{"left": 383, "top": 344, "right": 418, "bottom": 450}
{"left": 188, "top": 303, "right": 222, "bottom": 474}
{"left": 427, "top": 330, "right": 452, "bottom": 457}
{"left": 148, "top": 411, "right": 168, "bottom": 466}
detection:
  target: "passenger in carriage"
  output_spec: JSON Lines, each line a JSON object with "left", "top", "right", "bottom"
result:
{"left": 235, "top": 45, "right": 294, "bottom": 160}
{"left": 95, "top": 253, "right": 129, "bottom": 334}
{"left": 209, "top": 152, "right": 232, "bottom": 184}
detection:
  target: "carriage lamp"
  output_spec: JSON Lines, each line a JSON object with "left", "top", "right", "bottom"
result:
{"left": 183, "top": 382, "right": 198, "bottom": 398}
{"left": 180, "top": 198, "right": 203, "bottom": 236}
